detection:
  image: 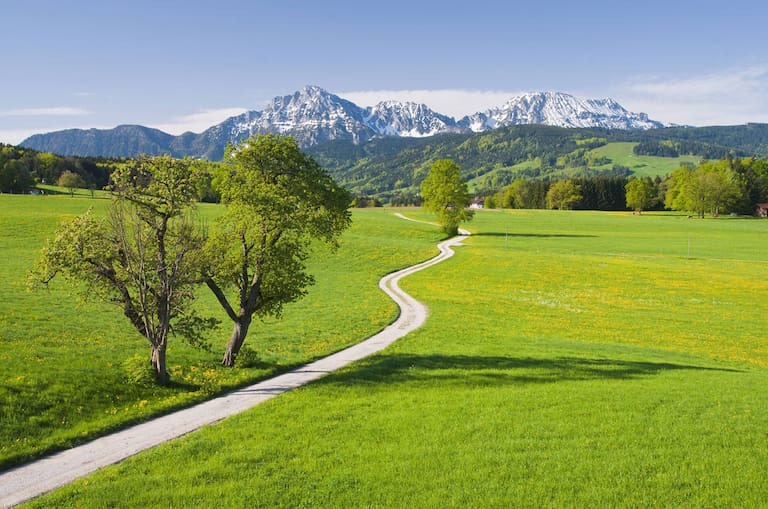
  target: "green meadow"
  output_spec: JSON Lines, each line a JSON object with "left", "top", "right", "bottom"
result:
{"left": 20, "top": 207, "right": 768, "bottom": 507}
{"left": 589, "top": 142, "right": 701, "bottom": 177}
{"left": 466, "top": 142, "right": 698, "bottom": 190}
{"left": 0, "top": 194, "right": 442, "bottom": 469}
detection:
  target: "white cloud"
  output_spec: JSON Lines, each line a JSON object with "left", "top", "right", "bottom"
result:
{"left": 149, "top": 107, "right": 248, "bottom": 135}
{"left": 338, "top": 89, "right": 524, "bottom": 119}
{"left": 0, "top": 107, "right": 93, "bottom": 118}
{"left": 617, "top": 65, "right": 768, "bottom": 126}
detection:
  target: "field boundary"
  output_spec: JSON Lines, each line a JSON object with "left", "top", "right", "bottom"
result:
{"left": 0, "top": 214, "right": 469, "bottom": 508}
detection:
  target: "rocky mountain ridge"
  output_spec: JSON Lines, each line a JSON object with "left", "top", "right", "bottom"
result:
{"left": 21, "top": 85, "right": 665, "bottom": 159}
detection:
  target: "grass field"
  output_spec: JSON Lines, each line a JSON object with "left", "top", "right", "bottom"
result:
{"left": 0, "top": 194, "right": 442, "bottom": 470}
{"left": 21, "top": 208, "right": 768, "bottom": 507}
{"left": 589, "top": 142, "right": 701, "bottom": 177}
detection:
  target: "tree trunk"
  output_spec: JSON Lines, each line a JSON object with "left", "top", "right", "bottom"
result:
{"left": 222, "top": 316, "right": 251, "bottom": 367}
{"left": 151, "top": 344, "right": 169, "bottom": 385}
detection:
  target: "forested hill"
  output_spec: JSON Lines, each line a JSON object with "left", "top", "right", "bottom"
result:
{"left": 306, "top": 124, "right": 768, "bottom": 198}
{"left": 626, "top": 123, "right": 768, "bottom": 157}
{"left": 7, "top": 123, "right": 768, "bottom": 201}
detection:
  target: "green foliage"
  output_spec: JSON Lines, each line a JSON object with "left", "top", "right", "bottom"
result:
{"left": 0, "top": 158, "right": 35, "bottom": 193}
{"left": 306, "top": 125, "right": 768, "bottom": 200}
{"left": 665, "top": 160, "right": 742, "bottom": 217}
{"left": 352, "top": 196, "right": 383, "bottom": 208}
{"left": 633, "top": 139, "right": 737, "bottom": 159}
{"left": 420, "top": 159, "right": 474, "bottom": 235}
{"left": 31, "top": 156, "right": 209, "bottom": 384}
{"left": 546, "top": 180, "right": 582, "bottom": 210}
{"left": 56, "top": 170, "right": 87, "bottom": 196}
{"left": 205, "top": 134, "right": 352, "bottom": 365}
{"left": 499, "top": 179, "right": 549, "bottom": 209}
{"left": 625, "top": 177, "right": 655, "bottom": 213}
{"left": 571, "top": 176, "right": 629, "bottom": 211}
{"left": 0, "top": 142, "right": 120, "bottom": 191}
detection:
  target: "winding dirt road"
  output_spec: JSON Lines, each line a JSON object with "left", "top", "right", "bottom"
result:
{"left": 0, "top": 215, "right": 469, "bottom": 508}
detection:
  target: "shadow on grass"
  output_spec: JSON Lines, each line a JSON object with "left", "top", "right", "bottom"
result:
{"left": 472, "top": 232, "right": 598, "bottom": 239}
{"left": 316, "top": 354, "right": 740, "bottom": 387}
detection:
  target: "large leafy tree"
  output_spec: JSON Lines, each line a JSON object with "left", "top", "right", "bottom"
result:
{"left": 203, "top": 134, "right": 352, "bottom": 367}
{"left": 546, "top": 180, "right": 582, "bottom": 210}
{"left": 625, "top": 177, "right": 655, "bottom": 214}
{"left": 0, "top": 159, "right": 34, "bottom": 193}
{"left": 57, "top": 170, "right": 87, "bottom": 196}
{"left": 32, "top": 156, "right": 207, "bottom": 384}
{"left": 420, "top": 159, "right": 473, "bottom": 235}
{"left": 665, "top": 161, "right": 742, "bottom": 217}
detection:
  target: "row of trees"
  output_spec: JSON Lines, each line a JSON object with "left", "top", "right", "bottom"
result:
{"left": 0, "top": 144, "right": 118, "bottom": 193}
{"left": 482, "top": 158, "right": 768, "bottom": 216}
{"left": 650, "top": 158, "right": 768, "bottom": 216}
{"left": 32, "top": 135, "right": 352, "bottom": 384}
{"left": 0, "top": 143, "right": 227, "bottom": 202}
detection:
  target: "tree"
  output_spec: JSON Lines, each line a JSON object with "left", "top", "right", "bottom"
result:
{"left": 57, "top": 170, "right": 87, "bottom": 197}
{"left": 32, "top": 156, "right": 207, "bottom": 384}
{"left": 0, "top": 159, "right": 34, "bottom": 193}
{"left": 665, "top": 161, "right": 742, "bottom": 217}
{"left": 546, "top": 180, "right": 582, "bottom": 210}
{"left": 625, "top": 177, "right": 654, "bottom": 214}
{"left": 203, "top": 135, "right": 352, "bottom": 367}
{"left": 420, "top": 159, "right": 474, "bottom": 235}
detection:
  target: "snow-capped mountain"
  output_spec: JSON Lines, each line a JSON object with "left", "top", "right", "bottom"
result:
{"left": 364, "top": 101, "right": 462, "bottom": 137}
{"left": 459, "top": 91, "right": 664, "bottom": 131}
{"left": 20, "top": 86, "right": 665, "bottom": 159}
{"left": 220, "top": 85, "right": 376, "bottom": 146}
{"left": 190, "top": 86, "right": 459, "bottom": 158}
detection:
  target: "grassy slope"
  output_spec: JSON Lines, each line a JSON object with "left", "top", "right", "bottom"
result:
{"left": 0, "top": 195, "right": 442, "bottom": 469}
{"left": 24, "top": 209, "right": 768, "bottom": 507}
{"left": 466, "top": 142, "right": 698, "bottom": 191}
{"left": 589, "top": 142, "right": 701, "bottom": 177}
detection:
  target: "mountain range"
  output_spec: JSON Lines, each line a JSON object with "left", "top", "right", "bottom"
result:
{"left": 20, "top": 85, "right": 665, "bottom": 160}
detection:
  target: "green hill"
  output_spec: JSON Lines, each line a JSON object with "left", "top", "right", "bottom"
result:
{"left": 308, "top": 124, "right": 767, "bottom": 199}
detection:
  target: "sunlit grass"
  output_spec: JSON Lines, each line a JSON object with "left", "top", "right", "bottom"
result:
{"left": 0, "top": 196, "right": 442, "bottom": 469}
{"left": 23, "top": 208, "right": 768, "bottom": 507}
{"left": 589, "top": 142, "right": 701, "bottom": 177}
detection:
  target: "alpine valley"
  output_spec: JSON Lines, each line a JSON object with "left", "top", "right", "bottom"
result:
{"left": 21, "top": 85, "right": 665, "bottom": 159}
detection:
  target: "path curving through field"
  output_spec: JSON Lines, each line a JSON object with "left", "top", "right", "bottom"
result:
{"left": 0, "top": 214, "right": 469, "bottom": 508}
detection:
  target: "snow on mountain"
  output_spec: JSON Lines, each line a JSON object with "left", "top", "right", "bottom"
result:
{"left": 214, "top": 85, "right": 376, "bottom": 148}
{"left": 215, "top": 87, "right": 463, "bottom": 145}
{"left": 459, "top": 91, "right": 664, "bottom": 131}
{"left": 364, "top": 101, "right": 461, "bottom": 137}
{"left": 20, "top": 86, "right": 666, "bottom": 159}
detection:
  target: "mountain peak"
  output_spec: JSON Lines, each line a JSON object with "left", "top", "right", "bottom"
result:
{"left": 20, "top": 85, "right": 666, "bottom": 158}
{"left": 460, "top": 91, "right": 663, "bottom": 132}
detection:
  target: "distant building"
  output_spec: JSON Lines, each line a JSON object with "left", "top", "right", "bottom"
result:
{"left": 469, "top": 198, "right": 485, "bottom": 210}
{"left": 756, "top": 203, "right": 768, "bottom": 217}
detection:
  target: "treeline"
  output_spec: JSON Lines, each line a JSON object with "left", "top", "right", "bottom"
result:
{"left": 0, "top": 143, "right": 226, "bottom": 202}
{"left": 308, "top": 123, "right": 768, "bottom": 197}
{"left": 0, "top": 143, "right": 119, "bottom": 193}
{"left": 485, "top": 176, "right": 645, "bottom": 211}
{"left": 482, "top": 157, "right": 768, "bottom": 216}
{"left": 628, "top": 123, "right": 768, "bottom": 158}
{"left": 633, "top": 140, "right": 738, "bottom": 159}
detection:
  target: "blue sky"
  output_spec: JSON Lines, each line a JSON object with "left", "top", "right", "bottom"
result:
{"left": 1, "top": 0, "right": 767, "bottom": 144}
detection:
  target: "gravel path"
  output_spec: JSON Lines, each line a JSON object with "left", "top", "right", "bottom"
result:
{"left": 0, "top": 215, "right": 469, "bottom": 508}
